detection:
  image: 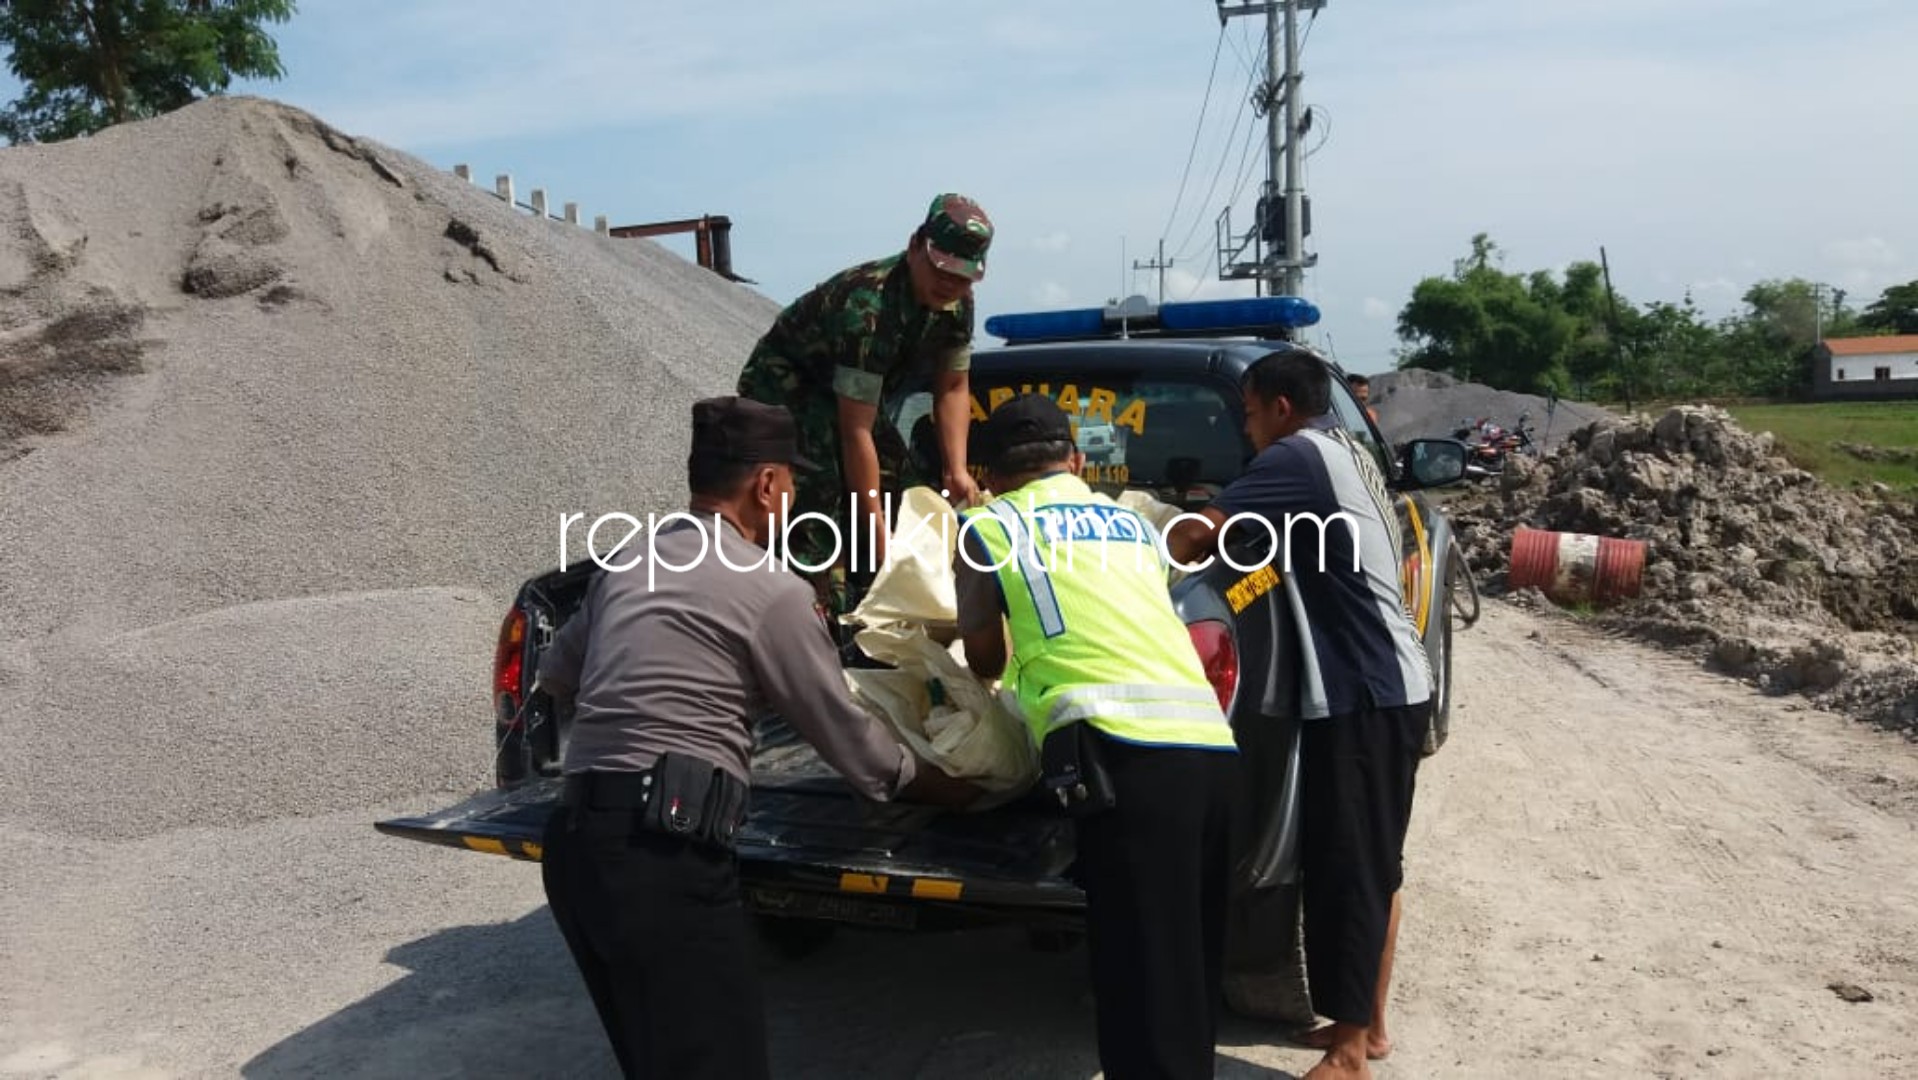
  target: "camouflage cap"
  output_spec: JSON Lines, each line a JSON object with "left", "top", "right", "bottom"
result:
{"left": 920, "top": 193, "right": 993, "bottom": 282}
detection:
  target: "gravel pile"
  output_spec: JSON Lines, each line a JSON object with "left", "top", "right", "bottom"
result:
{"left": 0, "top": 96, "right": 782, "bottom": 839}
{"left": 1446, "top": 404, "right": 1918, "bottom": 735}
{"left": 1368, "top": 367, "right": 1615, "bottom": 453}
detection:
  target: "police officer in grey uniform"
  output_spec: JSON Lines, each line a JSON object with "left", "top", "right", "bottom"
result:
{"left": 536, "top": 395, "right": 980, "bottom": 1080}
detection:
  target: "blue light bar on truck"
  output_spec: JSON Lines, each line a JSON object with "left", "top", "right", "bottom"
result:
{"left": 984, "top": 294, "right": 1321, "bottom": 344}
{"left": 982, "top": 306, "right": 1108, "bottom": 342}
{"left": 1158, "top": 296, "right": 1319, "bottom": 332}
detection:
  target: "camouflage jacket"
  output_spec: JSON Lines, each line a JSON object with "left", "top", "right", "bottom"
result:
{"left": 743, "top": 253, "right": 973, "bottom": 407}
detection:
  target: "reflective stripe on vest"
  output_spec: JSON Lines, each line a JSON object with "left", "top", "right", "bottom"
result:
{"left": 963, "top": 472, "right": 1235, "bottom": 751}
{"left": 985, "top": 500, "right": 1067, "bottom": 638}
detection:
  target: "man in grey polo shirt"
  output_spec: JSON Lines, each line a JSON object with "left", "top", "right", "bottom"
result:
{"left": 536, "top": 395, "right": 980, "bottom": 1080}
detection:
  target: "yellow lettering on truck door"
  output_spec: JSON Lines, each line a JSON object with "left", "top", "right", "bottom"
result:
{"left": 1086, "top": 388, "right": 1116, "bottom": 424}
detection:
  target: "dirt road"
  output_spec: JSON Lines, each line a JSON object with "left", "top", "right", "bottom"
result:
{"left": 4, "top": 598, "right": 1915, "bottom": 1079}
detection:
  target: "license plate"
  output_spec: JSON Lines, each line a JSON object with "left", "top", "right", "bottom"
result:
{"left": 746, "top": 887, "right": 918, "bottom": 930}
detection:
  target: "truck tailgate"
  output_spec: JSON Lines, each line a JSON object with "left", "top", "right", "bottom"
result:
{"left": 376, "top": 730, "right": 1085, "bottom": 921}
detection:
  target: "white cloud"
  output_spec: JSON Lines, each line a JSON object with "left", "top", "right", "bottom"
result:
{"left": 1032, "top": 281, "right": 1073, "bottom": 307}
{"left": 277, "top": 1, "right": 948, "bottom": 147}
{"left": 1160, "top": 268, "right": 1259, "bottom": 304}
{"left": 986, "top": 13, "right": 1074, "bottom": 53}
{"left": 231, "top": 0, "right": 1918, "bottom": 367}
{"left": 1824, "top": 236, "right": 1899, "bottom": 268}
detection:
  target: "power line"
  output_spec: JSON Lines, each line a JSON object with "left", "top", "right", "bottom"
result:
{"left": 1228, "top": 19, "right": 1262, "bottom": 80}
{"left": 1303, "top": 105, "right": 1331, "bottom": 158}
{"left": 1158, "top": 24, "right": 1229, "bottom": 247}
{"left": 1166, "top": 33, "right": 1267, "bottom": 264}
{"left": 1222, "top": 107, "right": 1268, "bottom": 218}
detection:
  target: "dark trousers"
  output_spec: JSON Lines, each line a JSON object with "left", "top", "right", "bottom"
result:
{"left": 1297, "top": 702, "right": 1429, "bottom": 1025}
{"left": 1073, "top": 731, "right": 1242, "bottom": 1080}
{"left": 539, "top": 800, "right": 771, "bottom": 1080}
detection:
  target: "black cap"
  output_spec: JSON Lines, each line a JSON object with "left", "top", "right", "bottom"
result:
{"left": 978, "top": 392, "right": 1074, "bottom": 469}
{"left": 690, "top": 396, "right": 819, "bottom": 472}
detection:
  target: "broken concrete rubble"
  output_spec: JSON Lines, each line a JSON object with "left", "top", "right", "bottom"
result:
{"left": 1446, "top": 404, "right": 1918, "bottom": 736}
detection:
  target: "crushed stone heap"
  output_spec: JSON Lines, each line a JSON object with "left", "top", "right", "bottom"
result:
{"left": 1446, "top": 404, "right": 1918, "bottom": 736}
{"left": 1368, "top": 367, "right": 1615, "bottom": 454}
{"left": 0, "top": 96, "right": 783, "bottom": 839}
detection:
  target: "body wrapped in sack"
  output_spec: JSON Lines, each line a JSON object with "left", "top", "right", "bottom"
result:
{"left": 840, "top": 487, "right": 1035, "bottom": 805}
{"left": 837, "top": 486, "right": 1191, "bottom": 807}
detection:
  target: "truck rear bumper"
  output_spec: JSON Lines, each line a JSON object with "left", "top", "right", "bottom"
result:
{"left": 375, "top": 775, "right": 1088, "bottom": 931}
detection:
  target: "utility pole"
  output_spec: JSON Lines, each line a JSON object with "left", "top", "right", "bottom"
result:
{"left": 1214, "top": 0, "right": 1323, "bottom": 300}
{"left": 1133, "top": 238, "right": 1175, "bottom": 303}
{"left": 1276, "top": 0, "right": 1305, "bottom": 297}
{"left": 1600, "top": 246, "right": 1631, "bottom": 412}
{"left": 1812, "top": 282, "right": 1844, "bottom": 342}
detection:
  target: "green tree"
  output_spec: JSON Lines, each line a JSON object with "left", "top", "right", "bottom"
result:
{"left": 1629, "top": 295, "right": 1726, "bottom": 400}
{"left": 1860, "top": 279, "right": 1918, "bottom": 335}
{"left": 1394, "top": 233, "right": 1577, "bottom": 394}
{"left": 1714, "top": 279, "right": 1829, "bottom": 398}
{"left": 0, "top": 0, "right": 295, "bottom": 144}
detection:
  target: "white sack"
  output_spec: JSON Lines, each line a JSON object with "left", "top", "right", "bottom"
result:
{"left": 842, "top": 487, "right": 1036, "bottom": 802}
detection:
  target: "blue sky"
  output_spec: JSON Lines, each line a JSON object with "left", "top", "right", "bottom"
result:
{"left": 9, "top": 0, "right": 1917, "bottom": 373}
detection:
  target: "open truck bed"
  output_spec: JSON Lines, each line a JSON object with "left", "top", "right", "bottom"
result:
{"left": 375, "top": 713, "right": 1088, "bottom": 934}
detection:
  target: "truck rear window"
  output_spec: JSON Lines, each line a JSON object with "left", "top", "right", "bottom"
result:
{"left": 887, "top": 375, "right": 1249, "bottom": 506}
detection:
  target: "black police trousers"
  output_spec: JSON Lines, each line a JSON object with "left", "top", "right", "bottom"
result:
{"left": 540, "top": 799, "right": 770, "bottom": 1080}
{"left": 1073, "top": 729, "right": 1242, "bottom": 1080}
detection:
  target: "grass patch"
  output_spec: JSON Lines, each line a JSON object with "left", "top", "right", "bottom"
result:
{"left": 1724, "top": 402, "right": 1918, "bottom": 493}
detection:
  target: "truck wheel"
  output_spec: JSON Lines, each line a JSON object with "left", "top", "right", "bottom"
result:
{"left": 1424, "top": 594, "right": 1453, "bottom": 756}
{"left": 753, "top": 915, "right": 838, "bottom": 961}
{"left": 1446, "top": 543, "right": 1481, "bottom": 628}
{"left": 1222, "top": 884, "right": 1317, "bottom": 1028}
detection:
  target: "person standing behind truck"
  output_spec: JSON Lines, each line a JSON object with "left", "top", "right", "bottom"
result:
{"left": 954, "top": 393, "right": 1242, "bottom": 1080}
{"left": 535, "top": 396, "right": 981, "bottom": 1080}
{"left": 1167, "top": 351, "right": 1431, "bottom": 1080}
{"left": 735, "top": 194, "right": 993, "bottom": 625}
{"left": 1346, "top": 373, "right": 1379, "bottom": 425}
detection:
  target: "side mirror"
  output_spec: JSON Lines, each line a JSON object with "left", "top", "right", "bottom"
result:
{"left": 1398, "top": 438, "right": 1470, "bottom": 488}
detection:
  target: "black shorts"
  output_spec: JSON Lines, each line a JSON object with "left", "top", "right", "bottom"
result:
{"left": 1296, "top": 700, "right": 1430, "bottom": 1024}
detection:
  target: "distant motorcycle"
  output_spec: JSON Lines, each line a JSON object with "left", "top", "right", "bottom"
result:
{"left": 1450, "top": 414, "right": 1539, "bottom": 481}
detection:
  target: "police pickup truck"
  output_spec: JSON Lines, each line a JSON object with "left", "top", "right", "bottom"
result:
{"left": 375, "top": 294, "right": 1473, "bottom": 1013}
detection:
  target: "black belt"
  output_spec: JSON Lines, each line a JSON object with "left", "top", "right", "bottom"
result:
{"left": 560, "top": 754, "right": 749, "bottom": 849}
{"left": 561, "top": 768, "right": 658, "bottom": 810}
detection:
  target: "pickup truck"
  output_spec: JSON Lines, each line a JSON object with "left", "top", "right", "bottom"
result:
{"left": 375, "top": 295, "right": 1473, "bottom": 1015}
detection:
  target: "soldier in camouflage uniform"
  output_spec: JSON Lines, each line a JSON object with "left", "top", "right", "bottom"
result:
{"left": 736, "top": 194, "right": 994, "bottom": 623}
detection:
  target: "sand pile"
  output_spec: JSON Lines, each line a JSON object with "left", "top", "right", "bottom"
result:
{"left": 1447, "top": 404, "right": 1918, "bottom": 735}
{"left": 0, "top": 96, "right": 783, "bottom": 838}
{"left": 1368, "top": 367, "right": 1614, "bottom": 453}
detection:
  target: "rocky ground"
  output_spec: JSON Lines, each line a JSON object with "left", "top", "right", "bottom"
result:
{"left": 1445, "top": 404, "right": 1918, "bottom": 737}
{"left": 6, "top": 601, "right": 1916, "bottom": 1080}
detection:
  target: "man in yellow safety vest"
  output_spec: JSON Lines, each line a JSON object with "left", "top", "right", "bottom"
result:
{"left": 954, "top": 392, "right": 1241, "bottom": 1080}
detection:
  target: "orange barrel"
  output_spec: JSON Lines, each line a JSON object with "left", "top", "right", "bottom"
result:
{"left": 1509, "top": 526, "right": 1648, "bottom": 604}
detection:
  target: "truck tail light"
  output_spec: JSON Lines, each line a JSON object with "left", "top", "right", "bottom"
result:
{"left": 1187, "top": 619, "right": 1238, "bottom": 714}
{"left": 494, "top": 607, "right": 527, "bottom": 723}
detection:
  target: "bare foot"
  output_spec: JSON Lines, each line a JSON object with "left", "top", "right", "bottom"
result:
{"left": 1295, "top": 1024, "right": 1392, "bottom": 1060}
{"left": 1301, "top": 1052, "right": 1372, "bottom": 1080}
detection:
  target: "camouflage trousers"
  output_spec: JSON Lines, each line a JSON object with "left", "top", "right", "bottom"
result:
{"left": 737, "top": 356, "right": 928, "bottom": 625}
